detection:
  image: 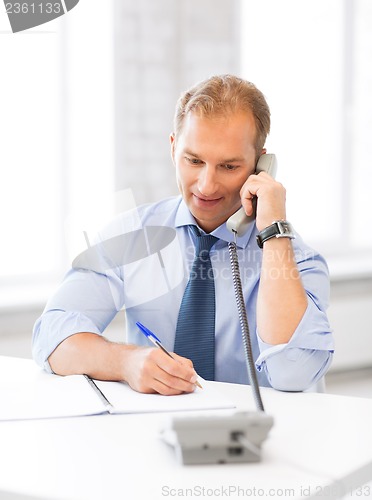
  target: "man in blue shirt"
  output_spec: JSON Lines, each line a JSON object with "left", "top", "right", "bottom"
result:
{"left": 32, "top": 74, "right": 334, "bottom": 394}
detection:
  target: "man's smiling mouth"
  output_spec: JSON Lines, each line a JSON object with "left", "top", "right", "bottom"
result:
{"left": 193, "top": 194, "right": 223, "bottom": 207}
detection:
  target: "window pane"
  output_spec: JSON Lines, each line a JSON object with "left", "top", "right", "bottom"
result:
{"left": 350, "top": 0, "right": 372, "bottom": 249}
{"left": 240, "top": 0, "right": 344, "bottom": 250}
{"left": 0, "top": 2, "right": 115, "bottom": 284}
{"left": 0, "top": 30, "right": 62, "bottom": 277}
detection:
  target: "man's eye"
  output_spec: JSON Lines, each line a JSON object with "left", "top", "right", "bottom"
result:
{"left": 185, "top": 157, "right": 202, "bottom": 165}
{"left": 223, "top": 164, "right": 238, "bottom": 171}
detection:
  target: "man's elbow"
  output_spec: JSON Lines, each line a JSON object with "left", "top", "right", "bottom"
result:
{"left": 266, "top": 349, "right": 333, "bottom": 392}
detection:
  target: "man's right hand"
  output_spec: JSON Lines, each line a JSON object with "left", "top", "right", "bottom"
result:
{"left": 122, "top": 345, "right": 198, "bottom": 395}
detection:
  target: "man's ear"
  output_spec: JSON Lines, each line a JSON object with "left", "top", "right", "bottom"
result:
{"left": 255, "top": 149, "right": 267, "bottom": 164}
{"left": 170, "top": 133, "right": 176, "bottom": 164}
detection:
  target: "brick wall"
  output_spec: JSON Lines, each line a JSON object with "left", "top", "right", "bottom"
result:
{"left": 113, "top": 0, "right": 241, "bottom": 206}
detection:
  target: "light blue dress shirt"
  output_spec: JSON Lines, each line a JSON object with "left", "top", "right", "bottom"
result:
{"left": 32, "top": 196, "right": 334, "bottom": 390}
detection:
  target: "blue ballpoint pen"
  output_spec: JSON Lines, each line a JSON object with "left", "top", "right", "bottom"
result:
{"left": 135, "top": 321, "right": 203, "bottom": 389}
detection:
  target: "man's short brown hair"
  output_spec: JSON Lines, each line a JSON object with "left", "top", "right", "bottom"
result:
{"left": 174, "top": 74, "right": 271, "bottom": 159}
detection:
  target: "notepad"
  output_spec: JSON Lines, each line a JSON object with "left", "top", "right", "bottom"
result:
{"left": 91, "top": 378, "right": 235, "bottom": 415}
{"left": 0, "top": 356, "right": 235, "bottom": 421}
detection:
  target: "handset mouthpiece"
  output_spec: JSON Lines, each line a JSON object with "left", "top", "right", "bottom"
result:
{"left": 226, "top": 207, "right": 252, "bottom": 237}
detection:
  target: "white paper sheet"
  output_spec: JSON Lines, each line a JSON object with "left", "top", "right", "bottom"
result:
{"left": 93, "top": 378, "right": 236, "bottom": 414}
{"left": 0, "top": 357, "right": 105, "bottom": 421}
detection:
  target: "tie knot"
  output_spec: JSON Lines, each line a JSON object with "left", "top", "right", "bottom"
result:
{"left": 190, "top": 225, "right": 218, "bottom": 255}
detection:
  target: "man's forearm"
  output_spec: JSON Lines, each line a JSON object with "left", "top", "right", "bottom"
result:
{"left": 48, "top": 332, "right": 134, "bottom": 381}
{"left": 257, "top": 238, "right": 307, "bottom": 345}
{"left": 48, "top": 332, "right": 198, "bottom": 395}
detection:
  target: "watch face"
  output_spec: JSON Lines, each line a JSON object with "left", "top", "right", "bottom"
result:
{"left": 277, "top": 221, "right": 294, "bottom": 238}
{"left": 280, "top": 222, "right": 292, "bottom": 234}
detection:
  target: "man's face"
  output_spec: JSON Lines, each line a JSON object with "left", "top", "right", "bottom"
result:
{"left": 171, "top": 110, "right": 257, "bottom": 233}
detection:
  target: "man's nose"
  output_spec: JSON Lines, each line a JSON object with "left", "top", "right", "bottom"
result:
{"left": 197, "top": 165, "right": 218, "bottom": 196}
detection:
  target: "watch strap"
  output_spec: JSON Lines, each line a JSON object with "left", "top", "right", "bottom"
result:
{"left": 256, "top": 220, "right": 295, "bottom": 248}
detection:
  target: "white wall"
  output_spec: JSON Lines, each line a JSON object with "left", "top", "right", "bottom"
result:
{"left": 328, "top": 278, "right": 372, "bottom": 371}
{"left": 113, "top": 0, "right": 241, "bottom": 206}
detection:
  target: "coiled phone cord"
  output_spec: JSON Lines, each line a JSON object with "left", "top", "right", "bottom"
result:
{"left": 228, "top": 240, "right": 265, "bottom": 412}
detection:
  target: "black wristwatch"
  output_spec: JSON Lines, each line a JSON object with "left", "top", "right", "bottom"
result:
{"left": 256, "top": 220, "right": 295, "bottom": 248}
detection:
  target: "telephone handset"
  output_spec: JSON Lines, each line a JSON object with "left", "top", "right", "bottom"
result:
{"left": 226, "top": 154, "right": 278, "bottom": 415}
{"left": 226, "top": 154, "right": 278, "bottom": 237}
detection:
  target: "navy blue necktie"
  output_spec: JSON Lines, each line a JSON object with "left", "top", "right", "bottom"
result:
{"left": 174, "top": 226, "right": 218, "bottom": 380}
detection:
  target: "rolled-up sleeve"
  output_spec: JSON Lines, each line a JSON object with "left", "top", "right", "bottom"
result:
{"left": 255, "top": 244, "right": 334, "bottom": 391}
{"left": 32, "top": 266, "right": 124, "bottom": 372}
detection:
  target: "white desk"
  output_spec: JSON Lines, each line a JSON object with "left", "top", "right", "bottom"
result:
{"left": 0, "top": 357, "right": 371, "bottom": 500}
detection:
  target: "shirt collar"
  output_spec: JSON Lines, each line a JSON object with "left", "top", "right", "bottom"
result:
{"left": 175, "top": 198, "right": 255, "bottom": 249}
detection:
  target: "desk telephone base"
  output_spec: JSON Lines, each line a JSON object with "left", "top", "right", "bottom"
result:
{"left": 160, "top": 411, "right": 274, "bottom": 465}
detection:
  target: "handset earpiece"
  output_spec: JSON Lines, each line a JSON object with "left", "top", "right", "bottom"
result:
{"left": 226, "top": 154, "right": 277, "bottom": 237}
